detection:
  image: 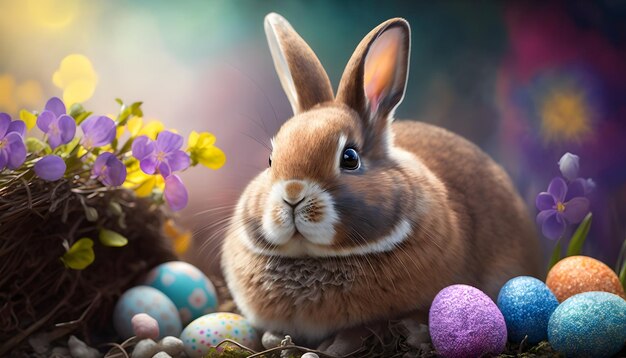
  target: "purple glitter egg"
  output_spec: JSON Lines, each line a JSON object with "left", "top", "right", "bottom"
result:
{"left": 429, "top": 284, "right": 507, "bottom": 358}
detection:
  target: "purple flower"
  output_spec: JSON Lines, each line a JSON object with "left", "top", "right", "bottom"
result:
{"left": 536, "top": 177, "right": 590, "bottom": 240}
{"left": 37, "top": 97, "right": 76, "bottom": 149}
{"left": 558, "top": 152, "right": 580, "bottom": 181}
{"left": 0, "top": 113, "right": 27, "bottom": 170}
{"left": 131, "top": 131, "right": 191, "bottom": 211}
{"left": 131, "top": 131, "right": 190, "bottom": 178}
{"left": 164, "top": 174, "right": 188, "bottom": 211}
{"left": 92, "top": 152, "right": 126, "bottom": 186}
{"left": 34, "top": 155, "right": 66, "bottom": 181}
{"left": 80, "top": 115, "right": 116, "bottom": 149}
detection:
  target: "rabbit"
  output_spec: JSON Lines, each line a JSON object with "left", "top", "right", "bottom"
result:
{"left": 221, "top": 12, "right": 540, "bottom": 347}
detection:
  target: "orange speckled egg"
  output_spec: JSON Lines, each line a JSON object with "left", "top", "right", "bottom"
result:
{"left": 546, "top": 256, "right": 625, "bottom": 302}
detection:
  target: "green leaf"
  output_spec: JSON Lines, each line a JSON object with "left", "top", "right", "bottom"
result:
{"left": 99, "top": 229, "right": 128, "bottom": 247}
{"left": 58, "top": 137, "right": 80, "bottom": 155}
{"left": 75, "top": 111, "right": 92, "bottom": 125}
{"left": 548, "top": 240, "right": 562, "bottom": 272}
{"left": 566, "top": 213, "right": 592, "bottom": 257}
{"left": 61, "top": 238, "right": 95, "bottom": 270}
{"left": 84, "top": 206, "right": 98, "bottom": 222}
{"left": 617, "top": 237, "right": 626, "bottom": 290}
{"left": 619, "top": 261, "right": 626, "bottom": 290}
{"left": 129, "top": 101, "right": 143, "bottom": 117}
{"left": 115, "top": 98, "right": 124, "bottom": 106}
{"left": 25, "top": 137, "right": 49, "bottom": 154}
{"left": 108, "top": 201, "right": 123, "bottom": 216}
{"left": 68, "top": 103, "right": 85, "bottom": 119}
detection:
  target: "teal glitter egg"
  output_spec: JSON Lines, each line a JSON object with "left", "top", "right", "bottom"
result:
{"left": 497, "top": 276, "right": 559, "bottom": 344}
{"left": 548, "top": 291, "right": 626, "bottom": 358}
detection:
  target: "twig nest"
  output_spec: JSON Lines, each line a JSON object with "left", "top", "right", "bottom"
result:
{"left": 160, "top": 336, "right": 184, "bottom": 355}
{"left": 67, "top": 335, "right": 101, "bottom": 358}
{"left": 132, "top": 313, "right": 160, "bottom": 340}
{"left": 132, "top": 339, "right": 159, "bottom": 358}
{"left": 546, "top": 256, "right": 625, "bottom": 302}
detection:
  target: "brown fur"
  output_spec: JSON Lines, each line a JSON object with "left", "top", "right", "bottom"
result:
{"left": 221, "top": 13, "right": 540, "bottom": 345}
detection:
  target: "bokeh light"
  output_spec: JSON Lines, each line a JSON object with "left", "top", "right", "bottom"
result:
{"left": 26, "top": 0, "right": 79, "bottom": 29}
{"left": 52, "top": 54, "right": 98, "bottom": 106}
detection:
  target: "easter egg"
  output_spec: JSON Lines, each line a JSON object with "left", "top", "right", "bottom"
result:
{"left": 113, "top": 286, "right": 182, "bottom": 339}
{"left": 497, "top": 276, "right": 559, "bottom": 344}
{"left": 548, "top": 291, "right": 626, "bottom": 358}
{"left": 180, "top": 312, "right": 260, "bottom": 358}
{"left": 429, "top": 284, "right": 507, "bottom": 358}
{"left": 546, "top": 255, "right": 625, "bottom": 302}
{"left": 144, "top": 261, "right": 218, "bottom": 325}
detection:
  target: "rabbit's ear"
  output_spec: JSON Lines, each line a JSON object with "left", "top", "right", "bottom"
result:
{"left": 336, "top": 19, "right": 410, "bottom": 124}
{"left": 265, "top": 13, "right": 334, "bottom": 114}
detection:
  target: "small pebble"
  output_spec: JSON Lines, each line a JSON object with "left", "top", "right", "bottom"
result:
{"left": 51, "top": 346, "right": 71, "bottom": 357}
{"left": 159, "top": 336, "right": 184, "bottom": 355}
{"left": 262, "top": 331, "right": 283, "bottom": 349}
{"left": 28, "top": 333, "right": 50, "bottom": 354}
{"left": 132, "top": 339, "right": 159, "bottom": 358}
{"left": 401, "top": 319, "right": 430, "bottom": 348}
{"left": 151, "top": 353, "right": 172, "bottom": 358}
{"left": 68, "top": 336, "right": 101, "bottom": 358}
{"left": 132, "top": 313, "right": 160, "bottom": 340}
{"left": 301, "top": 353, "right": 320, "bottom": 358}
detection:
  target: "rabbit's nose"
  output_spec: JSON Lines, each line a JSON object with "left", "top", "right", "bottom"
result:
{"left": 283, "top": 180, "right": 305, "bottom": 206}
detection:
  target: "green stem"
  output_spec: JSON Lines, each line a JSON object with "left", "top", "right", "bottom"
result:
{"left": 547, "top": 238, "right": 562, "bottom": 274}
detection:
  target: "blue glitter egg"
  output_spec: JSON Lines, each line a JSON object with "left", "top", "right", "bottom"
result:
{"left": 548, "top": 291, "right": 626, "bottom": 358}
{"left": 497, "top": 276, "right": 559, "bottom": 344}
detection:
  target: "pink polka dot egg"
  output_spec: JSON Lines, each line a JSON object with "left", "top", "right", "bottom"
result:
{"left": 180, "top": 312, "right": 259, "bottom": 357}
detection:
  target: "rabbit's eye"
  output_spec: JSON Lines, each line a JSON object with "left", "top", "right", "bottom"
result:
{"left": 269, "top": 155, "right": 272, "bottom": 167}
{"left": 341, "top": 148, "right": 360, "bottom": 170}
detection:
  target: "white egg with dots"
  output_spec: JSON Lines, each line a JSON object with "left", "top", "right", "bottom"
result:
{"left": 180, "top": 312, "right": 259, "bottom": 357}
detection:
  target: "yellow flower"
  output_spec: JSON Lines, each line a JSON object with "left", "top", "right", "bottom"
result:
{"left": 138, "top": 120, "right": 165, "bottom": 140}
{"left": 123, "top": 159, "right": 164, "bottom": 197}
{"left": 19, "top": 110, "right": 37, "bottom": 130}
{"left": 127, "top": 116, "right": 143, "bottom": 137}
{"left": 163, "top": 219, "right": 192, "bottom": 255}
{"left": 52, "top": 54, "right": 98, "bottom": 106}
{"left": 540, "top": 87, "right": 592, "bottom": 143}
{"left": 115, "top": 126, "right": 125, "bottom": 140}
{"left": 187, "top": 131, "right": 226, "bottom": 169}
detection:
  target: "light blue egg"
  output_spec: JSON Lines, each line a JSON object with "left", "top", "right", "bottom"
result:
{"left": 548, "top": 291, "right": 626, "bottom": 358}
{"left": 144, "top": 261, "right": 218, "bottom": 325}
{"left": 113, "top": 285, "right": 182, "bottom": 339}
{"left": 497, "top": 276, "right": 559, "bottom": 344}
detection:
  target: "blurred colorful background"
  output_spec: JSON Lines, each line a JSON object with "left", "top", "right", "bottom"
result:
{"left": 1, "top": 0, "right": 625, "bottom": 274}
